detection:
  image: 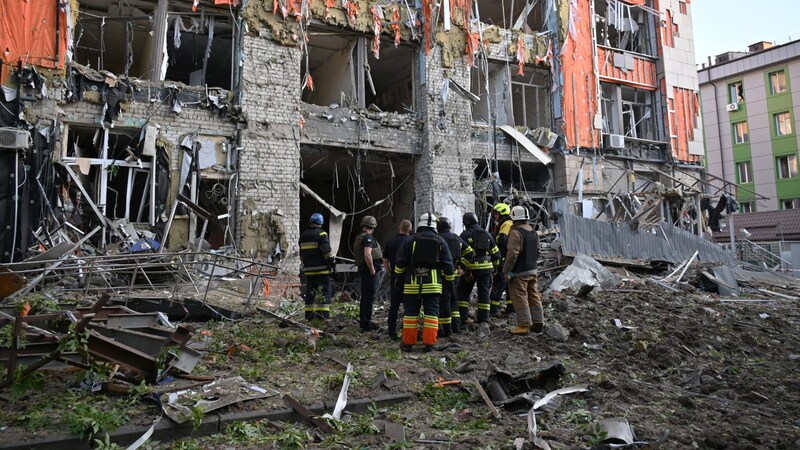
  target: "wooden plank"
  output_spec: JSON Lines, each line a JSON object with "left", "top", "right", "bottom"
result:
{"left": 468, "top": 379, "right": 501, "bottom": 419}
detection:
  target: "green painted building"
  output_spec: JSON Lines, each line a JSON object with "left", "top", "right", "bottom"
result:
{"left": 699, "top": 40, "right": 800, "bottom": 212}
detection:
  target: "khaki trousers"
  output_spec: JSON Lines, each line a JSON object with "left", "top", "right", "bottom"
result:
{"left": 508, "top": 274, "right": 543, "bottom": 326}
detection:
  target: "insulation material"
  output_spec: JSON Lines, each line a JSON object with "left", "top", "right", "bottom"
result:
{"left": 214, "top": 0, "right": 241, "bottom": 5}
{"left": 324, "top": 0, "right": 336, "bottom": 18}
{"left": 559, "top": 0, "right": 597, "bottom": 148}
{"left": 372, "top": 5, "right": 383, "bottom": 58}
{"left": 0, "top": 1, "right": 68, "bottom": 81}
{"left": 671, "top": 87, "right": 701, "bottom": 163}
{"left": 597, "top": 47, "right": 657, "bottom": 89}
{"left": 391, "top": 7, "right": 401, "bottom": 46}
{"left": 516, "top": 35, "right": 526, "bottom": 76}
{"left": 422, "top": 0, "right": 435, "bottom": 54}
{"left": 299, "top": 182, "right": 345, "bottom": 256}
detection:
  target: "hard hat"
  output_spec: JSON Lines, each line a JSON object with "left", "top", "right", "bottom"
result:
{"left": 309, "top": 213, "right": 324, "bottom": 225}
{"left": 436, "top": 216, "right": 451, "bottom": 233}
{"left": 418, "top": 212, "right": 437, "bottom": 230}
{"left": 361, "top": 215, "right": 377, "bottom": 228}
{"left": 462, "top": 212, "right": 479, "bottom": 227}
{"left": 493, "top": 203, "right": 511, "bottom": 216}
{"left": 510, "top": 205, "right": 530, "bottom": 221}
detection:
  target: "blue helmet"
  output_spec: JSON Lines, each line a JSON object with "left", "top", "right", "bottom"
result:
{"left": 310, "top": 213, "right": 324, "bottom": 225}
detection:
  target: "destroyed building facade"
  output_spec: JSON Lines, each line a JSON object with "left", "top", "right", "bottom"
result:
{"left": 1, "top": 0, "right": 708, "bottom": 284}
{"left": 699, "top": 39, "right": 800, "bottom": 213}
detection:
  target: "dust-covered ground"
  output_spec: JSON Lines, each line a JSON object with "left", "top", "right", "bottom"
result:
{"left": 1, "top": 270, "right": 799, "bottom": 449}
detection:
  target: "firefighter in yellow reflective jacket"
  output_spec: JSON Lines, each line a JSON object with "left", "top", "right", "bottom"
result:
{"left": 458, "top": 212, "right": 500, "bottom": 332}
{"left": 299, "top": 213, "right": 335, "bottom": 321}
{"left": 394, "top": 213, "right": 455, "bottom": 352}
{"left": 490, "top": 202, "right": 513, "bottom": 315}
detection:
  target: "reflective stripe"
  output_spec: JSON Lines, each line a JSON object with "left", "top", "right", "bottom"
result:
{"left": 451, "top": 311, "right": 461, "bottom": 318}
{"left": 439, "top": 317, "right": 452, "bottom": 324}
{"left": 304, "top": 269, "right": 331, "bottom": 276}
{"left": 458, "top": 301, "right": 470, "bottom": 307}
{"left": 403, "top": 316, "right": 419, "bottom": 328}
{"left": 444, "top": 273, "right": 455, "bottom": 281}
{"left": 477, "top": 303, "right": 490, "bottom": 310}
{"left": 300, "top": 243, "right": 319, "bottom": 250}
{"left": 423, "top": 315, "right": 438, "bottom": 328}
{"left": 395, "top": 266, "right": 406, "bottom": 274}
{"left": 317, "top": 305, "right": 331, "bottom": 311}
{"left": 491, "top": 300, "right": 500, "bottom": 306}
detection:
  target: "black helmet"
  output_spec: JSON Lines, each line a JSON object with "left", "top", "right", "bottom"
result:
{"left": 462, "top": 212, "right": 479, "bottom": 227}
{"left": 437, "top": 217, "right": 451, "bottom": 232}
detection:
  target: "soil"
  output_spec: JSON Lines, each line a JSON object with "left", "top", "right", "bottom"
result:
{"left": 1, "top": 268, "right": 800, "bottom": 449}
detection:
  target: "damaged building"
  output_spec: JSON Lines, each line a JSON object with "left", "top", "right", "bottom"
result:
{"left": 1, "top": 0, "right": 716, "bottom": 287}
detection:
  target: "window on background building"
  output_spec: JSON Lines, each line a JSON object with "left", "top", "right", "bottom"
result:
{"left": 733, "top": 121, "right": 749, "bottom": 144}
{"left": 738, "top": 202, "right": 754, "bottom": 213}
{"left": 736, "top": 161, "right": 752, "bottom": 183}
{"left": 679, "top": 1, "right": 687, "bottom": 14}
{"left": 777, "top": 154, "right": 798, "bottom": 179}
{"left": 775, "top": 112, "right": 793, "bottom": 136}
{"left": 769, "top": 70, "right": 787, "bottom": 95}
{"left": 781, "top": 198, "right": 800, "bottom": 210}
{"left": 728, "top": 81, "right": 744, "bottom": 104}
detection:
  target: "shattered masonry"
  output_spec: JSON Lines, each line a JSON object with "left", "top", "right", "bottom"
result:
{"left": 1, "top": 0, "right": 721, "bottom": 287}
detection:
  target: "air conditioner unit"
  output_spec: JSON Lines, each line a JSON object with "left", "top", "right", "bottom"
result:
{"left": 0, "top": 128, "right": 29, "bottom": 149}
{"left": 605, "top": 134, "right": 625, "bottom": 149}
{"left": 726, "top": 102, "right": 739, "bottom": 112}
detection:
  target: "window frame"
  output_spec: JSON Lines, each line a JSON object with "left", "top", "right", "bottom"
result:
{"left": 728, "top": 81, "right": 744, "bottom": 104}
{"left": 781, "top": 198, "right": 800, "bottom": 210}
{"left": 774, "top": 111, "right": 793, "bottom": 136}
{"left": 777, "top": 154, "right": 798, "bottom": 179}
{"left": 769, "top": 70, "right": 787, "bottom": 95}
{"left": 736, "top": 161, "right": 752, "bottom": 184}
{"left": 733, "top": 121, "right": 749, "bottom": 144}
{"left": 738, "top": 201, "right": 754, "bottom": 213}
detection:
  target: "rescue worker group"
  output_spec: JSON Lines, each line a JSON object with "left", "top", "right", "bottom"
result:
{"left": 298, "top": 203, "right": 543, "bottom": 352}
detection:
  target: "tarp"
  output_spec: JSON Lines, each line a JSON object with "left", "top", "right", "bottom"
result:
{"left": 0, "top": 1, "right": 68, "bottom": 81}
{"left": 498, "top": 125, "right": 553, "bottom": 165}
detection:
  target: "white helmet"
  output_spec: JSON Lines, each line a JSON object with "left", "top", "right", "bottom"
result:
{"left": 418, "top": 212, "right": 437, "bottom": 230}
{"left": 510, "top": 205, "right": 530, "bottom": 221}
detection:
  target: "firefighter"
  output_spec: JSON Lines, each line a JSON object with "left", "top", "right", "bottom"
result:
{"left": 490, "top": 202, "right": 513, "bottom": 316}
{"left": 502, "top": 206, "right": 544, "bottom": 334}
{"left": 299, "top": 213, "right": 335, "bottom": 322}
{"left": 436, "top": 217, "right": 471, "bottom": 336}
{"left": 394, "top": 213, "right": 455, "bottom": 352}
{"left": 457, "top": 212, "right": 500, "bottom": 336}
{"left": 383, "top": 219, "right": 413, "bottom": 340}
{"left": 353, "top": 215, "right": 383, "bottom": 332}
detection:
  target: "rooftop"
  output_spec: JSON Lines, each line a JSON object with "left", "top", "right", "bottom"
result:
{"left": 714, "top": 209, "right": 800, "bottom": 243}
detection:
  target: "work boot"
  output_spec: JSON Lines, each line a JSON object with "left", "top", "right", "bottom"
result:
{"left": 510, "top": 325, "right": 530, "bottom": 335}
{"left": 451, "top": 318, "right": 461, "bottom": 334}
{"left": 423, "top": 345, "right": 435, "bottom": 353}
{"left": 531, "top": 323, "right": 544, "bottom": 335}
{"left": 478, "top": 322, "right": 490, "bottom": 338}
{"left": 400, "top": 344, "right": 413, "bottom": 352}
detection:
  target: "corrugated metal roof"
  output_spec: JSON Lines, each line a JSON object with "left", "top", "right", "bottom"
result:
{"left": 559, "top": 213, "right": 737, "bottom": 266}
{"left": 714, "top": 210, "right": 800, "bottom": 243}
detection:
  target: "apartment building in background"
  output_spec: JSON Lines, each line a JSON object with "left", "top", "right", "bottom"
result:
{"left": 699, "top": 40, "right": 800, "bottom": 212}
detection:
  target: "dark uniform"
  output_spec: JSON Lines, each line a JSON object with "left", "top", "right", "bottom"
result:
{"left": 299, "top": 225, "right": 335, "bottom": 321}
{"left": 491, "top": 215, "right": 513, "bottom": 314}
{"left": 394, "top": 227, "right": 454, "bottom": 349}
{"left": 384, "top": 232, "right": 410, "bottom": 338}
{"left": 354, "top": 231, "right": 383, "bottom": 331}
{"left": 437, "top": 226, "right": 471, "bottom": 336}
{"left": 458, "top": 223, "right": 500, "bottom": 325}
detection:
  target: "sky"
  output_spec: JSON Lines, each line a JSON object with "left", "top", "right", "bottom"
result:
{"left": 691, "top": 0, "right": 800, "bottom": 65}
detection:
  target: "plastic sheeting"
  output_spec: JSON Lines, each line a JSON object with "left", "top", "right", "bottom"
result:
{"left": 0, "top": 1, "right": 68, "bottom": 81}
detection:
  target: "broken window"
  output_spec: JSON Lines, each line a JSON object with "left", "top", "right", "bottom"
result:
{"left": 476, "top": 0, "right": 545, "bottom": 31}
{"left": 781, "top": 198, "right": 800, "bottom": 210}
{"left": 595, "top": 0, "right": 654, "bottom": 56}
{"left": 470, "top": 61, "right": 550, "bottom": 129}
{"left": 73, "top": 3, "right": 156, "bottom": 77}
{"left": 601, "top": 83, "right": 655, "bottom": 141}
{"left": 60, "top": 125, "right": 154, "bottom": 223}
{"left": 166, "top": 14, "right": 236, "bottom": 89}
{"left": 72, "top": 1, "right": 236, "bottom": 87}
{"left": 728, "top": 81, "right": 744, "bottom": 104}
{"left": 302, "top": 32, "right": 413, "bottom": 113}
